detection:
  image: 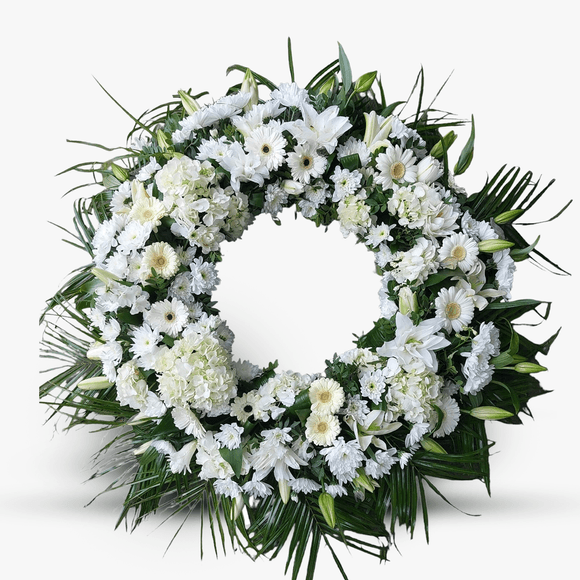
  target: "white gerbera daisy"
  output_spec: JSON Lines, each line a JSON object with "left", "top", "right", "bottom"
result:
{"left": 439, "top": 232, "right": 479, "bottom": 273}
{"left": 309, "top": 378, "right": 345, "bottom": 414}
{"left": 145, "top": 298, "right": 189, "bottom": 337}
{"left": 305, "top": 413, "right": 341, "bottom": 447}
{"left": 287, "top": 143, "right": 326, "bottom": 184}
{"left": 434, "top": 286, "right": 475, "bottom": 333}
{"left": 375, "top": 145, "right": 417, "bottom": 189}
{"left": 432, "top": 393, "right": 461, "bottom": 437}
{"left": 244, "top": 125, "right": 287, "bottom": 171}
{"left": 141, "top": 242, "right": 180, "bottom": 279}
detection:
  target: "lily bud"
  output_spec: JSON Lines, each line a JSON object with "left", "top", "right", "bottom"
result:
{"left": 430, "top": 131, "right": 457, "bottom": 159}
{"left": 156, "top": 129, "right": 171, "bottom": 151}
{"left": 514, "top": 362, "right": 547, "bottom": 374}
{"left": 241, "top": 68, "right": 259, "bottom": 111}
{"left": 420, "top": 437, "right": 447, "bottom": 454}
{"left": 494, "top": 209, "right": 525, "bottom": 225}
{"left": 178, "top": 89, "right": 200, "bottom": 115}
{"left": 77, "top": 376, "right": 113, "bottom": 390}
{"left": 318, "top": 492, "right": 336, "bottom": 528}
{"left": 317, "top": 75, "right": 335, "bottom": 96}
{"left": 279, "top": 479, "right": 291, "bottom": 504}
{"left": 477, "top": 239, "right": 515, "bottom": 253}
{"left": 470, "top": 406, "right": 514, "bottom": 421}
{"left": 231, "top": 495, "right": 245, "bottom": 520}
{"left": 353, "top": 71, "right": 377, "bottom": 93}
{"left": 398, "top": 287, "right": 418, "bottom": 315}
{"left": 353, "top": 469, "right": 377, "bottom": 493}
{"left": 111, "top": 163, "right": 129, "bottom": 182}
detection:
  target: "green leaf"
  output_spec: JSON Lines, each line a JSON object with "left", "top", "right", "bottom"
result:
{"left": 340, "top": 153, "right": 361, "bottom": 171}
{"left": 337, "top": 42, "right": 352, "bottom": 93}
{"left": 454, "top": 114, "right": 475, "bottom": 175}
{"left": 287, "top": 37, "right": 295, "bottom": 83}
{"left": 219, "top": 447, "right": 243, "bottom": 478}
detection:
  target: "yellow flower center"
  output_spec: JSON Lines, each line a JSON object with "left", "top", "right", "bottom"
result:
{"left": 318, "top": 391, "right": 331, "bottom": 403}
{"left": 301, "top": 156, "right": 312, "bottom": 169}
{"left": 316, "top": 421, "right": 329, "bottom": 434}
{"left": 261, "top": 144, "right": 271, "bottom": 154}
{"left": 164, "top": 311, "right": 175, "bottom": 322}
{"left": 451, "top": 245, "right": 467, "bottom": 261}
{"left": 153, "top": 255, "right": 167, "bottom": 268}
{"left": 390, "top": 161, "right": 406, "bottom": 180}
{"left": 445, "top": 302, "right": 461, "bottom": 320}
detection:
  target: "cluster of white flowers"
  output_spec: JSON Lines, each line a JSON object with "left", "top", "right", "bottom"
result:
{"left": 84, "top": 76, "right": 522, "bottom": 501}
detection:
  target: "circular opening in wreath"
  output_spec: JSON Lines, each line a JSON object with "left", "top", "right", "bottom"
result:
{"left": 213, "top": 208, "right": 379, "bottom": 373}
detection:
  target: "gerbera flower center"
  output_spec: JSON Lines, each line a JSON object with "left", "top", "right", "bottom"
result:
{"left": 390, "top": 161, "right": 406, "bottom": 180}
{"left": 164, "top": 312, "right": 175, "bottom": 322}
{"left": 154, "top": 256, "right": 167, "bottom": 268}
{"left": 316, "top": 421, "right": 329, "bottom": 434}
{"left": 301, "top": 156, "right": 312, "bottom": 168}
{"left": 445, "top": 302, "right": 461, "bottom": 320}
{"left": 261, "top": 144, "right": 271, "bottom": 154}
{"left": 319, "top": 391, "right": 331, "bottom": 403}
{"left": 451, "top": 246, "right": 467, "bottom": 261}
{"left": 243, "top": 404, "right": 254, "bottom": 414}
{"left": 142, "top": 209, "right": 153, "bottom": 219}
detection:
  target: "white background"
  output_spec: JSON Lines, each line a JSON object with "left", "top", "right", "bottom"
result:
{"left": 3, "top": 1, "right": 579, "bottom": 578}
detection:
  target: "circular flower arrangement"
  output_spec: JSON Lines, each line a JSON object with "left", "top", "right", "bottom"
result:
{"left": 40, "top": 42, "right": 568, "bottom": 580}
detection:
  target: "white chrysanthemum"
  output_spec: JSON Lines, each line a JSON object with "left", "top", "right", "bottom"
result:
{"left": 141, "top": 242, "right": 180, "bottom": 279}
{"left": 460, "top": 321, "right": 501, "bottom": 394}
{"left": 287, "top": 143, "right": 326, "bottom": 184}
{"left": 264, "top": 182, "right": 289, "bottom": 216}
{"left": 365, "top": 224, "right": 394, "bottom": 248}
{"left": 326, "top": 484, "right": 348, "bottom": 498}
{"left": 330, "top": 167, "right": 363, "bottom": 202}
{"left": 375, "top": 145, "right": 417, "bottom": 189}
{"left": 215, "top": 423, "right": 244, "bottom": 450}
{"left": 145, "top": 298, "right": 189, "bottom": 337}
{"left": 242, "top": 479, "right": 273, "bottom": 498}
{"left": 233, "top": 359, "right": 262, "bottom": 382}
{"left": 270, "top": 82, "right": 310, "bottom": 108}
{"left": 365, "top": 448, "right": 399, "bottom": 478}
{"left": 434, "top": 286, "right": 475, "bottom": 333}
{"left": 337, "top": 136, "right": 371, "bottom": 167}
{"left": 190, "top": 257, "right": 220, "bottom": 294}
{"left": 290, "top": 478, "right": 322, "bottom": 494}
{"left": 359, "top": 368, "right": 387, "bottom": 404}
{"left": 305, "top": 412, "right": 340, "bottom": 447}
{"left": 117, "top": 220, "right": 152, "bottom": 254}
{"left": 439, "top": 232, "right": 479, "bottom": 272}
{"left": 342, "top": 394, "right": 370, "bottom": 424}
{"left": 319, "top": 437, "right": 365, "bottom": 485}
{"left": 214, "top": 478, "right": 242, "bottom": 499}
{"left": 244, "top": 125, "right": 287, "bottom": 171}
{"left": 309, "top": 378, "right": 345, "bottom": 414}
{"left": 130, "top": 323, "right": 161, "bottom": 360}
{"left": 494, "top": 249, "right": 516, "bottom": 300}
